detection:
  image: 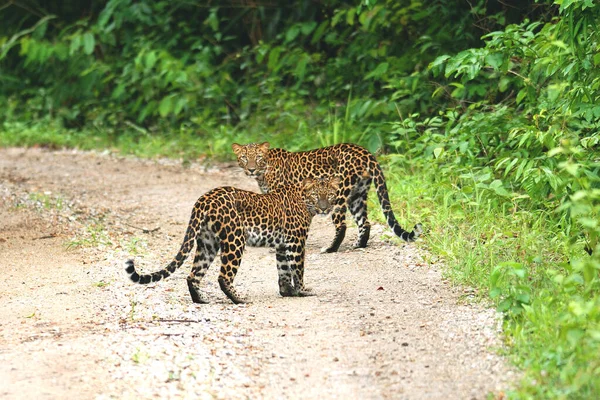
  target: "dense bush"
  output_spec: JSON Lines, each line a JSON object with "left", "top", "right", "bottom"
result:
{"left": 1, "top": 0, "right": 537, "bottom": 131}
{"left": 387, "top": 1, "right": 600, "bottom": 395}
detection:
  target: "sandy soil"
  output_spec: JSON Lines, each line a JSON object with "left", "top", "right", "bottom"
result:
{"left": 0, "top": 147, "right": 515, "bottom": 399}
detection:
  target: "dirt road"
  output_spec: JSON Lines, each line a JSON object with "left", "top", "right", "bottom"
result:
{"left": 0, "top": 147, "right": 514, "bottom": 399}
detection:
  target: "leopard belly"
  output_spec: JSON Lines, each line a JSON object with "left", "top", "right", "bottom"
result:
{"left": 245, "top": 227, "right": 285, "bottom": 247}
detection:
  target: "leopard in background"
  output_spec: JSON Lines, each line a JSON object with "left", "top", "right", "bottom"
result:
{"left": 232, "top": 142, "right": 422, "bottom": 253}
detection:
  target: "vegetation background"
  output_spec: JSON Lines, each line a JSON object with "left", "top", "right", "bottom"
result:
{"left": 1, "top": 0, "right": 599, "bottom": 397}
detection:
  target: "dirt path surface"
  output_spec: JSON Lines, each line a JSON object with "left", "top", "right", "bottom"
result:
{"left": 0, "top": 147, "right": 515, "bottom": 399}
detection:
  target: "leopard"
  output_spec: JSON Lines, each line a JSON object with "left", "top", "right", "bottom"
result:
{"left": 125, "top": 176, "right": 340, "bottom": 304}
{"left": 232, "top": 142, "right": 422, "bottom": 253}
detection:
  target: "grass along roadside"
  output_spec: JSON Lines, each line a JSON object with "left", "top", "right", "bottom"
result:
{"left": 2, "top": 121, "right": 599, "bottom": 398}
{"left": 0, "top": 111, "right": 377, "bottom": 162}
{"left": 379, "top": 159, "right": 600, "bottom": 399}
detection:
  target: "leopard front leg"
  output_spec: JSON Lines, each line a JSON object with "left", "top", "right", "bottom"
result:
{"left": 280, "top": 242, "right": 315, "bottom": 297}
{"left": 291, "top": 246, "right": 314, "bottom": 297}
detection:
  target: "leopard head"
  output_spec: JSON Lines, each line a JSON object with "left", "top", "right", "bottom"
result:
{"left": 302, "top": 176, "right": 341, "bottom": 216}
{"left": 232, "top": 142, "right": 270, "bottom": 178}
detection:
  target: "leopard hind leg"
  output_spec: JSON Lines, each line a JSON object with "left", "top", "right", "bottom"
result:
{"left": 348, "top": 175, "right": 372, "bottom": 248}
{"left": 321, "top": 191, "right": 348, "bottom": 253}
{"left": 187, "top": 229, "right": 218, "bottom": 304}
{"left": 216, "top": 228, "right": 248, "bottom": 304}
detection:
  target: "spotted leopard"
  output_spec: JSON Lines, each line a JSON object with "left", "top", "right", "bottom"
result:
{"left": 125, "top": 176, "right": 339, "bottom": 304}
{"left": 232, "top": 142, "right": 422, "bottom": 253}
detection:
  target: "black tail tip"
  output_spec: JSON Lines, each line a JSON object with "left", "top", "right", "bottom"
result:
{"left": 125, "top": 259, "right": 140, "bottom": 282}
{"left": 125, "top": 259, "right": 135, "bottom": 273}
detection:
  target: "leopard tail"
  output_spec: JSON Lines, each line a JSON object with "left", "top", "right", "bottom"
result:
{"left": 370, "top": 159, "right": 423, "bottom": 242}
{"left": 125, "top": 208, "right": 200, "bottom": 284}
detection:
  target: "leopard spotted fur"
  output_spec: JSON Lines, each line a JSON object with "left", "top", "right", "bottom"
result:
{"left": 125, "top": 177, "right": 339, "bottom": 304}
{"left": 232, "top": 142, "right": 422, "bottom": 253}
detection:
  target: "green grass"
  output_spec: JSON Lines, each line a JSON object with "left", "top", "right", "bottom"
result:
{"left": 66, "top": 223, "right": 113, "bottom": 249}
{"left": 27, "top": 192, "right": 65, "bottom": 211}
{"left": 380, "top": 159, "right": 600, "bottom": 399}
{"left": 2, "top": 119, "right": 599, "bottom": 398}
{"left": 122, "top": 236, "right": 149, "bottom": 256}
{"left": 0, "top": 112, "right": 375, "bottom": 162}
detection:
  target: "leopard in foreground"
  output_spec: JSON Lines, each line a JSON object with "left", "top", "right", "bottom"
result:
{"left": 125, "top": 176, "right": 340, "bottom": 304}
{"left": 232, "top": 142, "right": 422, "bottom": 253}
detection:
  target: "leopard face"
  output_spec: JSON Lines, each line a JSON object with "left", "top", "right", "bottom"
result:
{"left": 302, "top": 176, "right": 340, "bottom": 216}
{"left": 232, "top": 142, "right": 270, "bottom": 178}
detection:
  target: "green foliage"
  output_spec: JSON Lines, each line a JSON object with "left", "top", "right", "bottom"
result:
{"left": 1, "top": 0, "right": 522, "bottom": 131}
{"left": 384, "top": 1, "right": 600, "bottom": 396}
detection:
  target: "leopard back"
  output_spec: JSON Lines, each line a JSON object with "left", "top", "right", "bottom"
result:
{"left": 126, "top": 177, "right": 339, "bottom": 304}
{"left": 232, "top": 142, "right": 422, "bottom": 252}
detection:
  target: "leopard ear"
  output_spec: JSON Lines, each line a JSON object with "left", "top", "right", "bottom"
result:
{"left": 328, "top": 155, "right": 338, "bottom": 170}
{"left": 302, "top": 177, "right": 316, "bottom": 190}
{"left": 329, "top": 176, "right": 341, "bottom": 189}
{"left": 259, "top": 142, "right": 271, "bottom": 152}
{"left": 232, "top": 143, "right": 243, "bottom": 155}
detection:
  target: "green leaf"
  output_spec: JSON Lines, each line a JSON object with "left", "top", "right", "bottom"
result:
{"left": 285, "top": 25, "right": 300, "bottom": 43}
{"left": 430, "top": 55, "right": 450, "bottom": 69}
{"left": 268, "top": 47, "right": 282, "bottom": 71}
{"left": 489, "top": 288, "right": 502, "bottom": 299}
{"left": 70, "top": 34, "right": 82, "bottom": 55}
{"left": 516, "top": 88, "right": 527, "bottom": 104}
{"left": 173, "top": 97, "right": 187, "bottom": 116}
{"left": 82, "top": 32, "right": 95, "bottom": 55}
{"left": 205, "top": 8, "right": 219, "bottom": 32}
{"left": 311, "top": 21, "right": 329, "bottom": 45}
{"left": 485, "top": 53, "right": 503, "bottom": 70}
{"left": 498, "top": 299, "right": 512, "bottom": 312}
{"left": 300, "top": 22, "right": 317, "bottom": 36}
{"left": 547, "top": 83, "right": 566, "bottom": 102}
{"left": 158, "top": 96, "right": 173, "bottom": 117}
{"left": 111, "top": 84, "right": 126, "bottom": 99}
{"left": 516, "top": 293, "right": 530, "bottom": 304}
{"left": 346, "top": 8, "right": 356, "bottom": 25}
{"left": 294, "top": 56, "right": 308, "bottom": 80}
{"left": 566, "top": 328, "right": 584, "bottom": 345}
{"left": 489, "top": 179, "right": 511, "bottom": 197}
{"left": 364, "top": 62, "right": 389, "bottom": 80}
{"left": 145, "top": 51, "right": 157, "bottom": 70}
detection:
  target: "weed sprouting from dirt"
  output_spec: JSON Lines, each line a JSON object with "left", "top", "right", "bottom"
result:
{"left": 66, "top": 223, "right": 113, "bottom": 249}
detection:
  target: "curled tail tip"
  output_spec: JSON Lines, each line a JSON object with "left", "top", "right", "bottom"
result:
{"left": 399, "top": 223, "right": 423, "bottom": 242}
{"left": 125, "top": 259, "right": 142, "bottom": 283}
{"left": 125, "top": 259, "right": 135, "bottom": 273}
{"left": 406, "top": 223, "right": 424, "bottom": 242}
{"left": 414, "top": 223, "right": 424, "bottom": 237}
